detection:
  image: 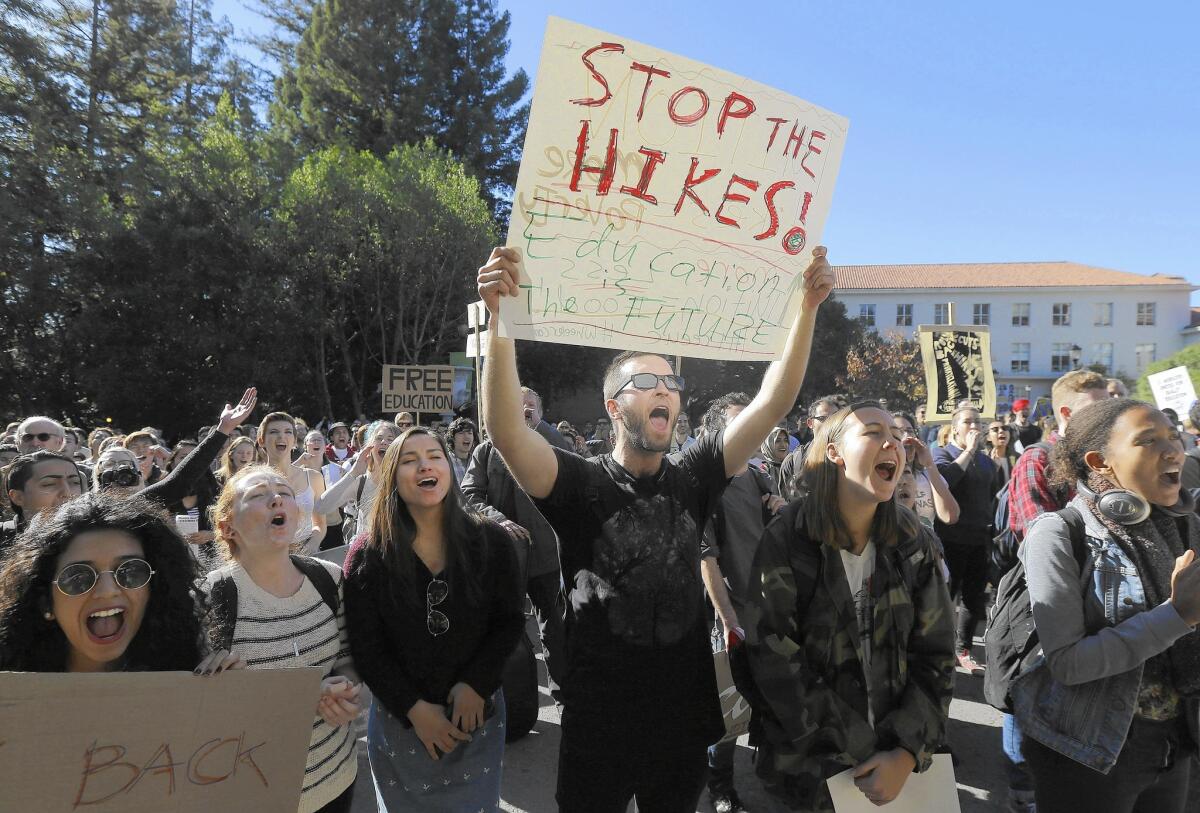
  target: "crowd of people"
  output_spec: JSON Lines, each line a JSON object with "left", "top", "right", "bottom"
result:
{"left": 1, "top": 244, "right": 1199, "bottom": 813}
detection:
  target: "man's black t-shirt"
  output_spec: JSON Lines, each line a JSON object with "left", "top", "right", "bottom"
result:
{"left": 533, "top": 430, "right": 729, "bottom": 748}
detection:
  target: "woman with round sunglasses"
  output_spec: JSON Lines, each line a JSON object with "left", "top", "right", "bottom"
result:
{"left": 204, "top": 464, "right": 361, "bottom": 813}
{"left": 314, "top": 421, "right": 398, "bottom": 546}
{"left": 343, "top": 426, "right": 523, "bottom": 812}
{"left": 0, "top": 491, "right": 238, "bottom": 674}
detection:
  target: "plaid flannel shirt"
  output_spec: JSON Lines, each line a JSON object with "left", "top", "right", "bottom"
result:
{"left": 1007, "top": 432, "right": 1070, "bottom": 541}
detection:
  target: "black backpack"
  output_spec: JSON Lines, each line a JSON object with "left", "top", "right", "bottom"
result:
{"left": 983, "top": 506, "right": 1089, "bottom": 713}
{"left": 208, "top": 554, "right": 340, "bottom": 652}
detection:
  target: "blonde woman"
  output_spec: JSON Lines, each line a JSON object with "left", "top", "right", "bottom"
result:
{"left": 218, "top": 436, "right": 259, "bottom": 484}
{"left": 257, "top": 412, "right": 326, "bottom": 554}
{"left": 205, "top": 465, "right": 359, "bottom": 812}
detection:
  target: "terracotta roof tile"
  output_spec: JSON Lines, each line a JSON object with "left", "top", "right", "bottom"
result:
{"left": 831, "top": 261, "right": 1191, "bottom": 290}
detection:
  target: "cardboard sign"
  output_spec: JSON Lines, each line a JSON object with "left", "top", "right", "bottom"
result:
{"left": 1147, "top": 365, "right": 1197, "bottom": 416}
{"left": 918, "top": 326, "right": 996, "bottom": 421}
{"left": 0, "top": 668, "right": 323, "bottom": 813}
{"left": 466, "top": 300, "right": 490, "bottom": 359}
{"left": 827, "top": 753, "right": 960, "bottom": 813}
{"left": 381, "top": 364, "right": 456, "bottom": 413}
{"left": 713, "top": 649, "right": 751, "bottom": 744}
{"left": 499, "top": 16, "right": 849, "bottom": 360}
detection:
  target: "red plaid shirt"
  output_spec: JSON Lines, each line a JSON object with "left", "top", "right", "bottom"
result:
{"left": 1008, "top": 431, "right": 1072, "bottom": 541}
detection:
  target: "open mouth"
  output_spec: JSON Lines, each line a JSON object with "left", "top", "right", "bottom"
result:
{"left": 875, "top": 461, "right": 898, "bottom": 482}
{"left": 85, "top": 607, "right": 126, "bottom": 644}
{"left": 270, "top": 512, "right": 287, "bottom": 527}
{"left": 1161, "top": 470, "right": 1181, "bottom": 486}
{"left": 417, "top": 477, "right": 439, "bottom": 491}
{"left": 649, "top": 406, "right": 670, "bottom": 433}
{"left": 524, "top": 408, "right": 536, "bottom": 425}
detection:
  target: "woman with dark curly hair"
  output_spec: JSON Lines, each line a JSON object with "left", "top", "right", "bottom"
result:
{"left": 0, "top": 491, "right": 238, "bottom": 674}
{"left": 1014, "top": 398, "right": 1200, "bottom": 813}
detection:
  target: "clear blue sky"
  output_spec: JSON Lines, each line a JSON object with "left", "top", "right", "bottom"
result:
{"left": 215, "top": 0, "right": 1200, "bottom": 304}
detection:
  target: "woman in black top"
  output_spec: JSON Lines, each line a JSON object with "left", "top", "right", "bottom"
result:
{"left": 344, "top": 426, "right": 523, "bottom": 812}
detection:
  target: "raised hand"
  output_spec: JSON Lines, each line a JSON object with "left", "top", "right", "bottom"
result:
{"left": 802, "top": 246, "right": 834, "bottom": 311}
{"left": 477, "top": 247, "right": 522, "bottom": 316}
{"left": 217, "top": 388, "right": 258, "bottom": 435}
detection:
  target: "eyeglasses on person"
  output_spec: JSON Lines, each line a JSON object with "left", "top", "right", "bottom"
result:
{"left": 427, "top": 578, "right": 449, "bottom": 636}
{"left": 21, "top": 431, "right": 61, "bottom": 443}
{"left": 53, "top": 559, "right": 155, "bottom": 596}
{"left": 99, "top": 466, "right": 140, "bottom": 488}
{"left": 615, "top": 373, "right": 685, "bottom": 395}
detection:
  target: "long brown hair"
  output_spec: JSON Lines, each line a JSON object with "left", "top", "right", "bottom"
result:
{"left": 798, "top": 401, "right": 917, "bottom": 550}
{"left": 355, "top": 427, "right": 483, "bottom": 607}
{"left": 218, "top": 436, "right": 259, "bottom": 483}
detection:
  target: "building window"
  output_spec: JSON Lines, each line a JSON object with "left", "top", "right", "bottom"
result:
{"left": 1136, "top": 343, "right": 1157, "bottom": 373}
{"left": 1137, "top": 302, "right": 1156, "bottom": 326}
{"left": 895, "top": 304, "right": 912, "bottom": 327}
{"left": 1091, "top": 342, "right": 1114, "bottom": 373}
{"left": 858, "top": 304, "right": 876, "bottom": 327}
{"left": 1094, "top": 302, "right": 1112, "bottom": 326}
{"left": 1052, "top": 303, "right": 1071, "bottom": 326}
{"left": 1012, "top": 303, "right": 1030, "bottom": 326}
{"left": 972, "top": 303, "right": 990, "bottom": 326}
{"left": 1011, "top": 343, "right": 1030, "bottom": 373}
{"left": 934, "top": 303, "right": 950, "bottom": 324}
{"left": 1051, "top": 343, "right": 1074, "bottom": 373}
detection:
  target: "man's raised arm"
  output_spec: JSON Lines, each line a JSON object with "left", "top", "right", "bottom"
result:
{"left": 722, "top": 247, "right": 834, "bottom": 478}
{"left": 478, "top": 248, "right": 560, "bottom": 499}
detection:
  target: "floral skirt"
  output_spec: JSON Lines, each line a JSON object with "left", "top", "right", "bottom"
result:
{"left": 367, "top": 690, "right": 506, "bottom": 812}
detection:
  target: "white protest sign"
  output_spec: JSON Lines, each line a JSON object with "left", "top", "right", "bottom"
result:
{"left": 0, "top": 668, "right": 322, "bottom": 813}
{"left": 499, "top": 16, "right": 849, "bottom": 360}
{"left": 827, "top": 753, "right": 961, "bottom": 813}
{"left": 1147, "top": 365, "right": 1197, "bottom": 416}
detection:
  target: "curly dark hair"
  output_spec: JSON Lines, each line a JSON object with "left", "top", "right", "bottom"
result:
{"left": 0, "top": 491, "right": 207, "bottom": 672}
{"left": 1048, "top": 398, "right": 1151, "bottom": 492}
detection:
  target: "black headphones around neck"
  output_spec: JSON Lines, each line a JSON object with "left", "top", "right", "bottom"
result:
{"left": 1075, "top": 480, "right": 1196, "bottom": 525}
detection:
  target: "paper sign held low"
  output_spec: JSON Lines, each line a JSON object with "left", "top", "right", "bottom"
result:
{"left": 499, "top": 16, "right": 848, "bottom": 360}
{"left": 0, "top": 668, "right": 322, "bottom": 813}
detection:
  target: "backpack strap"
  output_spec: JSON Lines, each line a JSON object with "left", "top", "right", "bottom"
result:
{"left": 1058, "top": 505, "right": 1092, "bottom": 576}
{"left": 290, "top": 554, "right": 340, "bottom": 619}
{"left": 209, "top": 574, "right": 238, "bottom": 653}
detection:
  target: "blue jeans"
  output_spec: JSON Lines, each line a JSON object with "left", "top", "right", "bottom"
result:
{"left": 1003, "top": 713, "right": 1035, "bottom": 791}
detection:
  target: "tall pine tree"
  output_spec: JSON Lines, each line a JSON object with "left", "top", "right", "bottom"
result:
{"left": 271, "top": 0, "right": 527, "bottom": 217}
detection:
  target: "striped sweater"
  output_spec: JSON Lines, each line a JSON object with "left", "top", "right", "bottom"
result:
{"left": 203, "top": 559, "right": 357, "bottom": 813}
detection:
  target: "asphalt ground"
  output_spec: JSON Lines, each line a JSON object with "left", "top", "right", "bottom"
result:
{"left": 345, "top": 629, "right": 1072, "bottom": 812}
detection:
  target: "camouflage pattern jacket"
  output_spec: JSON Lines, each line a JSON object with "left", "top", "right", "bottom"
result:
{"left": 743, "top": 501, "right": 955, "bottom": 811}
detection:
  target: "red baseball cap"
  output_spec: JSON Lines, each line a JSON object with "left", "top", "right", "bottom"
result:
{"left": 1012, "top": 398, "right": 1030, "bottom": 411}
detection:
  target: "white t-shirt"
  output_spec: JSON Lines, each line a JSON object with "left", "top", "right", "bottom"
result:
{"left": 913, "top": 471, "right": 937, "bottom": 528}
{"left": 331, "top": 446, "right": 350, "bottom": 461}
{"left": 840, "top": 540, "right": 876, "bottom": 726}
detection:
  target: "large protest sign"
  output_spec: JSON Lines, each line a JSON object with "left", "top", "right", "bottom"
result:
{"left": 1147, "top": 365, "right": 1198, "bottom": 416}
{"left": 0, "top": 668, "right": 322, "bottom": 812}
{"left": 918, "top": 326, "right": 996, "bottom": 421}
{"left": 498, "top": 17, "right": 849, "bottom": 360}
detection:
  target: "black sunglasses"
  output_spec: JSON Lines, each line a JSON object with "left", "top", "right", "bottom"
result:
{"left": 21, "top": 431, "right": 60, "bottom": 443}
{"left": 615, "top": 373, "right": 685, "bottom": 394}
{"left": 427, "top": 578, "right": 449, "bottom": 636}
{"left": 99, "top": 466, "right": 140, "bottom": 488}
{"left": 53, "top": 559, "right": 155, "bottom": 596}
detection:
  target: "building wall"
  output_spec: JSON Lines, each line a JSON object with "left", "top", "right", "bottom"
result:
{"left": 836, "top": 286, "right": 1193, "bottom": 404}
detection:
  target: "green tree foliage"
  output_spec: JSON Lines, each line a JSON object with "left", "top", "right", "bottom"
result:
{"left": 276, "top": 142, "right": 495, "bottom": 418}
{"left": 271, "top": 0, "right": 528, "bottom": 216}
{"left": 1134, "top": 344, "right": 1200, "bottom": 405}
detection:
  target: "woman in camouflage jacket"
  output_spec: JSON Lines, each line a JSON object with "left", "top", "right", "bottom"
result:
{"left": 743, "top": 403, "right": 956, "bottom": 811}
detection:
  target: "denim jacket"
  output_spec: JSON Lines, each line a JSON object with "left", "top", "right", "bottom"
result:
{"left": 1012, "top": 496, "right": 1198, "bottom": 773}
